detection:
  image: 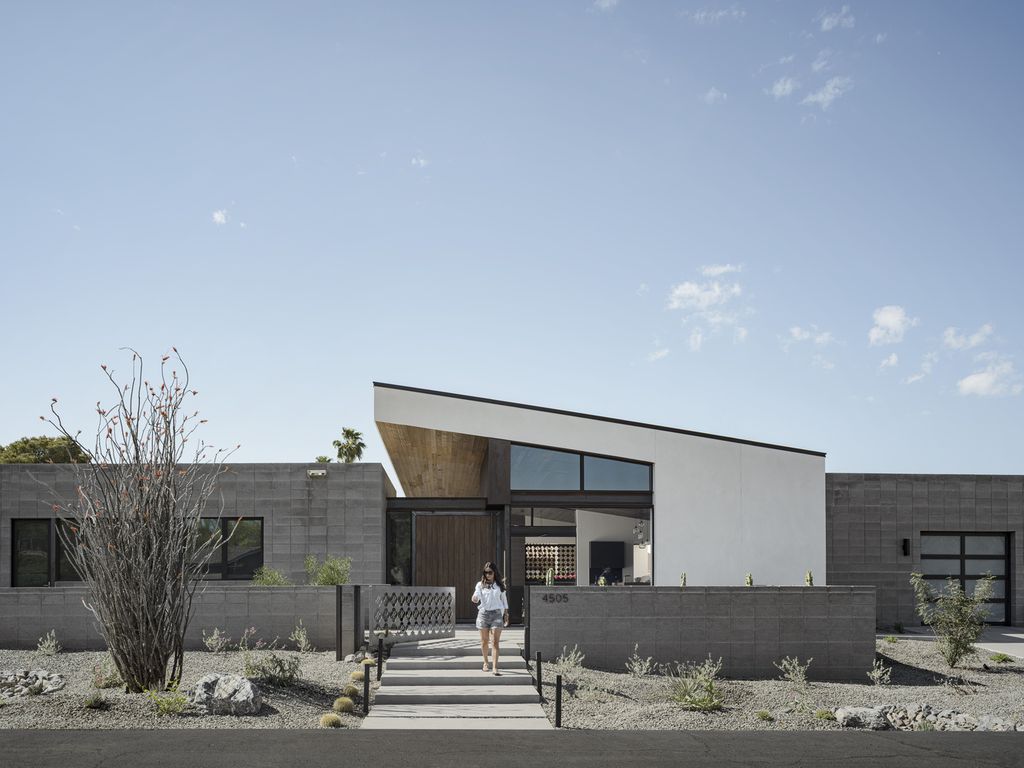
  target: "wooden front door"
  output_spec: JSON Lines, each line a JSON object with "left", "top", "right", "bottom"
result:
{"left": 414, "top": 514, "right": 496, "bottom": 622}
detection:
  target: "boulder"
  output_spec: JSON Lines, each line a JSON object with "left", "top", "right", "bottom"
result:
{"left": 191, "top": 674, "right": 263, "bottom": 715}
{"left": 835, "top": 706, "right": 890, "bottom": 730}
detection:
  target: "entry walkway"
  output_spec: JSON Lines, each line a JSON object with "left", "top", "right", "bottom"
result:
{"left": 362, "top": 626, "right": 552, "bottom": 730}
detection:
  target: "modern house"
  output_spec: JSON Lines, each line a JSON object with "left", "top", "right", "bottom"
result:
{"left": 2, "top": 382, "right": 1022, "bottom": 646}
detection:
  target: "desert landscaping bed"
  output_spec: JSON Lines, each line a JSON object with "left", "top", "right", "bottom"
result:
{"left": 0, "top": 649, "right": 370, "bottom": 729}
{"left": 538, "top": 637, "right": 1024, "bottom": 731}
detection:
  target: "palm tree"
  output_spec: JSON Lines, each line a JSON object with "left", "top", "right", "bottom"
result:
{"left": 333, "top": 428, "right": 365, "bottom": 464}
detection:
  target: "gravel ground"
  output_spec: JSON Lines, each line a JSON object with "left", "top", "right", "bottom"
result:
{"left": 537, "top": 637, "right": 1024, "bottom": 730}
{"left": 0, "top": 649, "right": 372, "bottom": 729}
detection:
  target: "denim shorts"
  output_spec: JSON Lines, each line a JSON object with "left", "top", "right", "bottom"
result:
{"left": 476, "top": 609, "right": 504, "bottom": 629}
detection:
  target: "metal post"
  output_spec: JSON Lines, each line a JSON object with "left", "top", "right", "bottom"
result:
{"left": 555, "top": 674, "right": 562, "bottom": 728}
{"left": 376, "top": 638, "right": 383, "bottom": 681}
{"left": 352, "top": 585, "right": 362, "bottom": 657}
{"left": 363, "top": 665, "right": 370, "bottom": 715}
{"left": 335, "top": 585, "right": 343, "bottom": 662}
{"left": 536, "top": 651, "right": 542, "bottom": 697}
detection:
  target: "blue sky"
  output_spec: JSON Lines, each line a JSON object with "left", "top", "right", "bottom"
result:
{"left": 1, "top": 1, "right": 1022, "bottom": 478}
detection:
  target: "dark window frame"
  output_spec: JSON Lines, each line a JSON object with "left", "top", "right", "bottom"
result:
{"left": 920, "top": 532, "right": 1010, "bottom": 625}
{"left": 510, "top": 442, "right": 653, "bottom": 493}
{"left": 199, "top": 517, "right": 264, "bottom": 581}
{"left": 11, "top": 519, "right": 53, "bottom": 587}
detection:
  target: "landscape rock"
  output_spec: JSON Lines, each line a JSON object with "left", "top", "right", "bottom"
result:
{"left": 0, "top": 669, "right": 65, "bottom": 697}
{"left": 835, "top": 706, "right": 890, "bottom": 730}
{"left": 190, "top": 673, "right": 263, "bottom": 715}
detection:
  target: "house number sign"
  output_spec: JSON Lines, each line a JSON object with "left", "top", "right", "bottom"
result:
{"left": 540, "top": 593, "right": 569, "bottom": 603}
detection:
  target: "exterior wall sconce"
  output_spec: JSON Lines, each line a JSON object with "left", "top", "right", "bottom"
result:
{"left": 307, "top": 469, "right": 327, "bottom": 479}
{"left": 901, "top": 538, "right": 910, "bottom": 556}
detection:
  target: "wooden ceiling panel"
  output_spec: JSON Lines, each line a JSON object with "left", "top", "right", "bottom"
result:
{"left": 377, "top": 422, "right": 488, "bottom": 497}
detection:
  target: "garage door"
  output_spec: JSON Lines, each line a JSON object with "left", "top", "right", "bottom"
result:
{"left": 920, "top": 533, "right": 1009, "bottom": 624}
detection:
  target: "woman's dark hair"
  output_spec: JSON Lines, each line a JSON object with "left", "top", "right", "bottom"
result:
{"left": 480, "top": 561, "right": 505, "bottom": 592}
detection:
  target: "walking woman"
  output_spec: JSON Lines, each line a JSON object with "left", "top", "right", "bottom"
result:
{"left": 471, "top": 561, "right": 509, "bottom": 675}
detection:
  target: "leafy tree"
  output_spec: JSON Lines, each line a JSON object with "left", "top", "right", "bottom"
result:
{"left": 314, "top": 456, "right": 332, "bottom": 463}
{"left": 332, "top": 428, "right": 365, "bottom": 464}
{"left": 0, "top": 435, "right": 91, "bottom": 463}
{"left": 910, "top": 572, "right": 995, "bottom": 669}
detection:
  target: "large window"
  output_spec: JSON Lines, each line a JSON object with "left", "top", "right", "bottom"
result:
{"left": 12, "top": 520, "right": 50, "bottom": 587}
{"left": 920, "top": 533, "right": 1009, "bottom": 624}
{"left": 510, "top": 444, "right": 652, "bottom": 492}
{"left": 386, "top": 509, "right": 412, "bottom": 585}
{"left": 197, "top": 517, "right": 264, "bottom": 580}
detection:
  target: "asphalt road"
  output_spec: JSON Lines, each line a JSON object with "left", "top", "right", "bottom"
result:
{"left": 4, "top": 730, "right": 1023, "bottom": 768}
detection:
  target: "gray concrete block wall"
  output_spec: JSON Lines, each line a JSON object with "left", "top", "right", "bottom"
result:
{"left": 0, "top": 462, "right": 390, "bottom": 589}
{"left": 527, "top": 586, "right": 875, "bottom": 682}
{"left": 0, "top": 585, "right": 337, "bottom": 650}
{"left": 826, "top": 474, "right": 1024, "bottom": 628}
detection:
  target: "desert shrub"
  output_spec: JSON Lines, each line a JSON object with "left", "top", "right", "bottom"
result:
{"left": 202, "top": 627, "right": 232, "bottom": 654}
{"left": 350, "top": 670, "right": 365, "bottom": 683}
{"left": 332, "top": 696, "right": 354, "bottom": 713}
{"left": 289, "top": 620, "right": 314, "bottom": 653}
{"left": 251, "top": 567, "right": 291, "bottom": 586}
{"left": 990, "top": 652, "right": 1013, "bottom": 664}
{"left": 304, "top": 554, "right": 352, "bottom": 586}
{"left": 666, "top": 656, "right": 724, "bottom": 712}
{"left": 867, "top": 658, "right": 892, "bottom": 686}
{"left": 625, "top": 644, "right": 655, "bottom": 677}
{"left": 145, "top": 681, "right": 190, "bottom": 716}
{"left": 910, "top": 572, "right": 994, "bottom": 669}
{"left": 883, "top": 635, "right": 898, "bottom": 644}
{"left": 244, "top": 652, "right": 301, "bottom": 686}
{"left": 555, "top": 644, "right": 586, "bottom": 671}
{"left": 83, "top": 692, "right": 108, "bottom": 710}
{"left": 744, "top": 573, "right": 754, "bottom": 587}
{"left": 343, "top": 683, "right": 360, "bottom": 698}
{"left": 36, "top": 629, "right": 61, "bottom": 656}
{"left": 804, "top": 570, "right": 814, "bottom": 587}
{"left": 755, "top": 709, "right": 774, "bottom": 722}
{"left": 235, "top": 626, "right": 272, "bottom": 652}
{"left": 814, "top": 709, "right": 836, "bottom": 721}
{"left": 915, "top": 720, "right": 936, "bottom": 732}
{"left": 774, "top": 656, "right": 812, "bottom": 690}
{"left": 320, "top": 712, "right": 342, "bottom": 728}
{"left": 93, "top": 656, "right": 123, "bottom": 689}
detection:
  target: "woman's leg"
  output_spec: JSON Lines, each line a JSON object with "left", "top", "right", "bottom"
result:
{"left": 479, "top": 627, "right": 491, "bottom": 670}
{"left": 491, "top": 627, "right": 502, "bottom": 674}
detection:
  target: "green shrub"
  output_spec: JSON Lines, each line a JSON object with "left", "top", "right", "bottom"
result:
{"left": 814, "top": 709, "right": 836, "bottom": 721}
{"left": 744, "top": 573, "right": 754, "bottom": 587}
{"left": 145, "top": 681, "right": 190, "bottom": 716}
{"left": 332, "top": 696, "right": 354, "bottom": 713}
{"left": 774, "top": 656, "right": 812, "bottom": 689}
{"left": 289, "top": 620, "right": 314, "bottom": 653}
{"left": 304, "top": 555, "right": 352, "bottom": 586}
{"left": 625, "top": 644, "right": 655, "bottom": 677}
{"left": 989, "top": 652, "right": 1014, "bottom": 664}
{"left": 666, "top": 656, "right": 724, "bottom": 712}
{"left": 350, "top": 670, "right": 365, "bottom": 682}
{"left": 755, "top": 709, "right": 774, "bottom": 722}
{"left": 251, "top": 567, "right": 292, "bottom": 586}
{"left": 804, "top": 570, "right": 814, "bottom": 587}
{"left": 555, "top": 644, "right": 586, "bottom": 671}
{"left": 343, "top": 683, "right": 360, "bottom": 698}
{"left": 92, "top": 656, "right": 123, "bottom": 689}
{"left": 244, "top": 652, "right": 301, "bottom": 686}
{"left": 867, "top": 658, "right": 892, "bottom": 686}
{"left": 320, "top": 712, "right": 343, "bottom": 728}
{"left": 883, "top": 635, "right": 898, "bottom": 644}
{"left": 910, "top": 572, "right": 994, "bottom": 669}
{"left": 83, "top": 692, "right": 108, "bottom": 710}
{"left": 203, "top": 627, "right": 232, "bottom": 654}
{"left": 915, "top": 720, "right": 936, "bottom": 732}
{"left": 36, "top": 629, "right": 61, "bottom": 656}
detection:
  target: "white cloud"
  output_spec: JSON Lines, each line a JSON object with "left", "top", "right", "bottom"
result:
{"left": 811, "top": 49, "right": 831, "bottom": 73}
{"left": 648, "top": 347, "right": 670, "bottom": 362}
{"left": 778, "top": 54, "right": 796, "bottom": 65}
{"left": 211, "top": 209, "right": 227, "bottom": 225}
{"left": 683, "top": 6, "right": 746, "bottom": 24}
{"left": 636, "top": 283, "right": 649, "bottom": 296}
{"left": 788, "top": 325, "right": 835, "bottom": 346}
{"left": 667, "top": 281, "right": 741, "bottom": 311}
{"left": 905, "top": 351, "right": 938, "bottom": 384}
{"left": 411, "top": 154, "right": 429, "bottom": 168}
{"left": 868, "top": 305, "right": 918, "bottom": 346}
{"left": 688, "top": 328, "right": 704, "bottom": 351}
{"left": 943, "top": 323, "right": 993, "bottom": 351}
{"left": 593, "top": 0, "right": 619, "bottom": 11}
{"left": 700, "top": 264, "right": 742, "bottom": 277}
{"left": 703, "top": 87, "right": 728, "bottom": 105}
{"left": 801, "top": 76, "right": 853, "bottom": 110}
{"left": 819, "top": 5, "right": 855, "bottom": 31}
{"left": 875, "top": 32, "right": 887, "bottom": 44}
{"left": 812, "top": 354, "right": 835, "bottom": 370}
{"left": 880, "top": 353, "right": 898, "bottom": 369}
{"left": 239, "top": 221, "right": 247, "bottom": 229}
{"left": 734, "top": 327, "right": 748, "bottom": 343}
{"left": 957, "top": 354, "right": 1023, "bottom": 397}
{"left": 766, "top": 77, "right": 799, "bottom": 99}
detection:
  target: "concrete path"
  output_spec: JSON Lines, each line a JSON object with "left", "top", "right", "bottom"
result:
{"left": 977, "top": 626, "right": 1024, "bottom": 660}
{"left": 363, "top": 627, "right": 552, "bottom": 730}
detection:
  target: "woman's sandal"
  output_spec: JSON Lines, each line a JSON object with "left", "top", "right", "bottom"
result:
{"left": 482, "top": 663, "right": 490, "bottom": 672}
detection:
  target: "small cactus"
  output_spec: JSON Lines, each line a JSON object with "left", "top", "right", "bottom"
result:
{"left": 343, "top": 683, "right": 360, "bottom": 698}
{"left": 805, "top": 570, "right": 814, "bottom": 587}
{"left": 320, "top": 712, "right": 342, "bottom": 728}
{"left": 361, "top": 657, "right": 376, "bottom": 667}
{"left": 744, "top": 573, "right": 753, "bottom": 587}
{"left": 545, "top": 567, "right": 554, "bottom": 586}
{"left": 332, "top": 696, "right": 354, "bottom": 713}
{"left": 679, "top": 572, "right": 687, "bottom": 588}
{"left": 350, "top": 670, "right": 365, "bottom": 682}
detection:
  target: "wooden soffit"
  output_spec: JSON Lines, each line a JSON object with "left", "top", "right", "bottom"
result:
{"left": 376, "top": 422, "right": 488, "bottom": 497}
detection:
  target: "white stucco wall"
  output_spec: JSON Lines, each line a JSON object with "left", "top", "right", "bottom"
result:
{"left": 375, "top": 386, "right": 826, "bottom": 586}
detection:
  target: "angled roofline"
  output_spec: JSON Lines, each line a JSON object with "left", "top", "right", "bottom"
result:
{"left": 373, "top": 382, "right": 826, "bottom": 458}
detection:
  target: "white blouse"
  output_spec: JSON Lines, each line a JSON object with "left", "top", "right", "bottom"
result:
{"left": 473, "top": 581, "right": 509, "bottom": 612}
